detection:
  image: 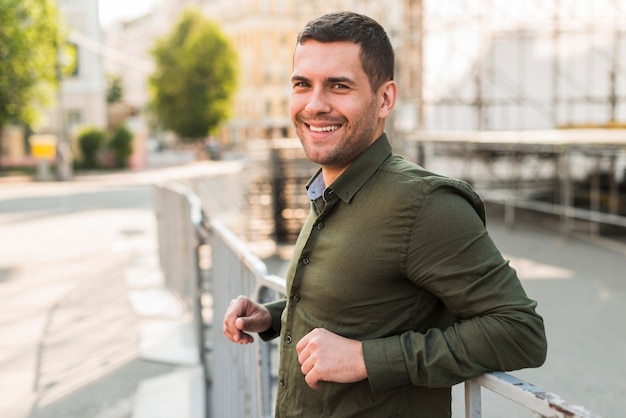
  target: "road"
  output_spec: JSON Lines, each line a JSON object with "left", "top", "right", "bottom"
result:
{"left": 1, "top": 163, "right": 625, "bottom": 417}
{"left": 0, "top": 162, "right": 234, "bottom": 418}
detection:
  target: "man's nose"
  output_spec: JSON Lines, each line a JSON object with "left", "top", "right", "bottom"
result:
{"left": 304, "top": 88, "right": 331, "bottom": 114}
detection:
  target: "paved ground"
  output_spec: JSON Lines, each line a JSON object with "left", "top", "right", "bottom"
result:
{"left": 0, "top": 164, "right": 230, "bottom": 418}
{"left": 1, "top": 163, "right": 624, "bottom": 417}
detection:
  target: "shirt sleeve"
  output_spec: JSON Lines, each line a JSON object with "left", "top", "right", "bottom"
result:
{"left": 259, "top": 298, "right": 286, "bottom": 341}
{"left": 362, "top": 185, "right": 548, "bottom": 392}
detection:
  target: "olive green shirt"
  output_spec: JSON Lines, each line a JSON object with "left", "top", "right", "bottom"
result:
{"left": 261, "top": 134, "right": 547, "bottom": 417}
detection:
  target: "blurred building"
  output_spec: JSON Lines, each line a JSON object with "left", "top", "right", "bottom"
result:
{"left": 44, "top": 0, "right": 107, "bottom": 145}
{"left": 99, "top": 0, "right": 626, "bottom": 148}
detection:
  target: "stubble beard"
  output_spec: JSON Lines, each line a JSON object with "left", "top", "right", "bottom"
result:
{"left": 296, "top": 100, "right": 379, "bottom": 169}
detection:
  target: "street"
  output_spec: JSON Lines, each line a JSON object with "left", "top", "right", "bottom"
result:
{"left": 1, "top": 164, "right": 625, "bottom": 417}
{"left": 0, "top": 174, "right": 178, "bottom": 418}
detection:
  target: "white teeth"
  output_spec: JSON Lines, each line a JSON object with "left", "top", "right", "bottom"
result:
{"left": 310, "top": 125, "right": 340, "bottom": 132}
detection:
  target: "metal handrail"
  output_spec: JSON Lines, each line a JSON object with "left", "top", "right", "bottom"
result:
{"left": 465, "top": 372, "right": 602, "bottom": 418}
{"left": 153, "top": 182, "right": 212, "bottom": 417}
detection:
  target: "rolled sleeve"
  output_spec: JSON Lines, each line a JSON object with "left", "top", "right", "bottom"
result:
{"left": 362, "top": 336, "right": 411, "bottom": 392}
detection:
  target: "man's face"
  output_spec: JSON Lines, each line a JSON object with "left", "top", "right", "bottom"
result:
{"left": 289, "top": 40, "right": 385, "bottom": 176}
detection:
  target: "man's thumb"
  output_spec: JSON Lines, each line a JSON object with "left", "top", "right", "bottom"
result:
{"left": 236, "top": 315, "right": 266, "bottom": 332}
{"left": 235, "top": 317, "right": 248, "bottom": 331}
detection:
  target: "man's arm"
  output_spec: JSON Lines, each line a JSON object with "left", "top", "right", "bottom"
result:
{"left": 363, "top": 187, "right": 547, "bottom": 392}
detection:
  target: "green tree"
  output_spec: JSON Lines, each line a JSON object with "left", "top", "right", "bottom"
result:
{"left": 149, "top": 10, "right": 238, "bottom": 142}
{"left": 78, "top": 127, "right": 105, "bottom": 169}
{"left": 107, "top": 75, "right": 123, "bottom": 104}
{"left": 108, "top": 125, "right": 133, "bottom": 168}
{"left": 0, "top": 0, "right": 62, "bottom": 127}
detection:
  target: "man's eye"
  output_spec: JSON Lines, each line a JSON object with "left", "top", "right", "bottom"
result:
{"left": 293, "top": 81, "right": 309, "bottom": 88}
{"left": 333, "top": 84, "right": 348, "bottom": 89}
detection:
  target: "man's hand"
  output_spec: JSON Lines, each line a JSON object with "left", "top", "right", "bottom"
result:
{"left": 296, "top": 328, "right": 368, "bottom": 390}
{"left": 223, "top": 295, "right": 272, "bottom": 344}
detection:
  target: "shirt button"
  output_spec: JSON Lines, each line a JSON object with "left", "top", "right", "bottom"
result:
{"left": 286, "top": 335, "right": 293, "bottom": 344}
{"left": 302, "top": 257, "right": 310, "bottom": 265}
{"left": 293, "top": 294, "right": 300, "bottom": 302}
{"left": 279, "top": 378, "right": 285, "bottom": 386}
{"left": 317, "top": 223, "right": 324, "bottom": 230}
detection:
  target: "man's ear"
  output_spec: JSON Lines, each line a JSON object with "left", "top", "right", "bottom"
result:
{"left": 378, "top": 80, "right": 398, "bottom": 119}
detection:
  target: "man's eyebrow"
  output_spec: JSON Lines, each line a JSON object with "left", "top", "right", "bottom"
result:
{"left": 291, "top": 74, "right": 310, "bottom": 83}
{"left": 328, "top": 76, "right": 355, "bottom": 85}
{"left": 290, "top": 75, "right": 356, "bottom": 85}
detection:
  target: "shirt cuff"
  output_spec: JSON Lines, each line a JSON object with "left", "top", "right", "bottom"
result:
{"left": 259, "top": 299, "right": 286, "bottom": 341}
{"left": 362, "top": 335, "right": 412, "bottom": 392}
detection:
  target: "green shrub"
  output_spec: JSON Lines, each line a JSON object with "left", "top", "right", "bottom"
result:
{"left": 109, "top": 125, "right": 133, "bottom": 168}
{"left": 78, "top": 128, "right": 106, "bottom": 169}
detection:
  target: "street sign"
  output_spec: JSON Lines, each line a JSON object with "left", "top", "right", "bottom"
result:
{"left": 30, "top": 135, "right": 58, "bottom": 160}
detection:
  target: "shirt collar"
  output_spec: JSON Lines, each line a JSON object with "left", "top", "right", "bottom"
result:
{"left": 307, "top": 170, "right": 326, "bottom": 200}
{"left": 305, "top": 133, "right": 392, "bottom": 203}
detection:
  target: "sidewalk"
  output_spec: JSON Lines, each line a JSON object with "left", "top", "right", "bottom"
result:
{"left": 0, "top": 165, "right": 215, "bottom": 418}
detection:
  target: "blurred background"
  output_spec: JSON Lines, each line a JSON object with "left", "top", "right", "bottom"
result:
{"left": 1, "top": 1, "right": 625, "bottom": 417}
{"left": 2, "top": 0, "right": 626, "bottom": 171}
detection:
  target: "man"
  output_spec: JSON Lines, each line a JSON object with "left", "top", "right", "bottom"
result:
{"left": 223, "top": 11, "right": 547, "bottom": 417}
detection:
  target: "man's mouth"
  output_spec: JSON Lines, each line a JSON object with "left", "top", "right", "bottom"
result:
{"left": 308, "top": 124, "right": 341, "bottom": 133}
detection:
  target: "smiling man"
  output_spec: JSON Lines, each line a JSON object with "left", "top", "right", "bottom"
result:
{"left": 223, "top": 11, "right": 547, "bottom": 417}
{"left": 289, "top": 36, "right": 395, "bottom": 186}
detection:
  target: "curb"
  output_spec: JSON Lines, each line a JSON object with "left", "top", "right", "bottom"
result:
{"left": 124, "top": 253, "right": 205, "bottom": 418}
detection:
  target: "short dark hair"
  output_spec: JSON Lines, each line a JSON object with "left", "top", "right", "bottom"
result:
{"left": 296, "top": 11, "right": 395, "bottom": 92}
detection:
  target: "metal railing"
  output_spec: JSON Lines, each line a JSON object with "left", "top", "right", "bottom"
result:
{"left": 209, "top": 219, "right": 285, "bottom": 418}
{"left": 154, "top": 181, "right": 603, "bottom": 418}
{"left": 153, "top": 182, "right": 211, "bottom": 416}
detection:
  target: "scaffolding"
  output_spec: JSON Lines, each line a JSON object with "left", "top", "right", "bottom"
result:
{"left": 395, "top": 0, "right": 626, "bottom": 132}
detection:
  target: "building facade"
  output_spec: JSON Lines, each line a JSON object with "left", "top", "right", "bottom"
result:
{"left": 47, "top": 0, "right": 107, "bottom": 145}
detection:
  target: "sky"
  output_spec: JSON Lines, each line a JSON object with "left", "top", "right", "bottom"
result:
{"left": 98, "top": 0, "right": 160, "bottom": 26}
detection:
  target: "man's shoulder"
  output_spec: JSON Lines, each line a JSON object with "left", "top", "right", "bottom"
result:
{"left": 379, "top": 155, "right": 456, "bottom": 187}
{"left": 376, "top": 155, "right": 485, "bottom": 219}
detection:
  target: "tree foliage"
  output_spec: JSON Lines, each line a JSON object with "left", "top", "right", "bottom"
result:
{"left": 108, "top": 125, "right": 133, "bottom": 168}
{"left": 107, "top": 75, "right": 123, "bottom": 104}
{"left": 150, "top": 10, "right": 238, "bottom": 141}
{"left": 78, "top": 127, "right": 105, "bottom": 169}
{"left": 0, "top": 0, "right": 62, "bottom": 127}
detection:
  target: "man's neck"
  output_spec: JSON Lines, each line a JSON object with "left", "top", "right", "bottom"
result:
{"left": 320, "top": 167, "right": 343, "bottom": 188}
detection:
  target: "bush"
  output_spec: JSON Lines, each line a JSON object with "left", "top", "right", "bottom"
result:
{"left": 77, "top": 128, "right": 106, "bottom": 169}
{"left": 109, "top": 125, "right": 133, "bottom": 168}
